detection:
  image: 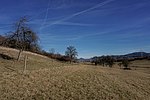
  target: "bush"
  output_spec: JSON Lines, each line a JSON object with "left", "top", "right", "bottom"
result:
{"left": 122, "top": 59, "right": 131, "bottom": 70}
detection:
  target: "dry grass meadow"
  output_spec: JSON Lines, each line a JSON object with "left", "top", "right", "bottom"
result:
{"left": 0, "top": 47, "right": 150, "bottom": 100}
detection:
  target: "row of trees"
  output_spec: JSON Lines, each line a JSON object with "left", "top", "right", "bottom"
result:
{"left": 92, "top": 56, "right": 115, "bottom": 67}
{"left": 92, "top": 56, "right": 130, "bottom": 69}
{"left": 41, "top": 46, "right": 78, "bottom": 63}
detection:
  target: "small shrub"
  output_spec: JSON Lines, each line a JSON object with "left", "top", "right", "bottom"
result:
{"left": 122, "top": 59, "right": 131, "bottom": 70}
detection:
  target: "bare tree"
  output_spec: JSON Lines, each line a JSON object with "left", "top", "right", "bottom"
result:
{"left": 4, "top": 17, "right": 39, "bottom": 61}
{"left": 65, "top": 46, "right": 78, "bottom": 63}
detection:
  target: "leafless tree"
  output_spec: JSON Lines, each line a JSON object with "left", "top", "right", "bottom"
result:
{"left": 65, "top": 46, "right": 78, "bottom": 63}
{"left": 4, "top": 17, "right": 39, "bottom": 61}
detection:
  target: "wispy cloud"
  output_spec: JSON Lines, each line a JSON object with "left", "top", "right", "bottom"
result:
{"left": 40, "top": 0, "right": 51, "bottom": 31}
{"left": 45, "top": 21, "right": 95, "bottom": 26}
{"left": 41, "top": 0, "right": 115, "bottom": 29}
{"left": 28, "top": 16, "right": 66, "bottom": 25}
{"left": 29, "top": 0, "right": 71, "bottom": 21}
{"left": 40, "top": 31, "right": 111, "bottom": 41}
{"left": 40, "top": 19, "right": 149, "bottom": 41}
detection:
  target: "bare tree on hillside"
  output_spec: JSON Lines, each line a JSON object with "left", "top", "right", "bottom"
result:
{"left": 65, "top": 46, "right": 78, "bottom": 63}
{"left": 4, "top": 17, "right": 39, "bottom": 61}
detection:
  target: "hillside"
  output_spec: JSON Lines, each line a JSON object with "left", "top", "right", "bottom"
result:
{"left": 79, "top": 52, "right": 150, "bottom": 62}
{"left": 124, "top": 52, "right": 150, "bottom": 57}
{"left": 115, "top": 52, "right": 150, "bottom": 60}
{"left": 0, "top": 47, "right": 150, "bottom": 100}
{"left": 0, "top": 46, "right": 69, "bottom": 73}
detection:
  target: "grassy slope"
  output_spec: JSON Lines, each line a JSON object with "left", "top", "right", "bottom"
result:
{"left": 0, "top": 46, "right": 150, "bottom": 100}
{"left": 130, "top": 60, "right": 150, "bottom": 74}
{"left": 0, "top": 46, "right": 68, "bottom": 73}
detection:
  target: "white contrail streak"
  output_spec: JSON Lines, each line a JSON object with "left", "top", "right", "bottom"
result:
{"left": 41, "top": 0, "right": 115, "bottom": 29}
{"left": 40, "top": 0, "right": 51, "bottom": 31}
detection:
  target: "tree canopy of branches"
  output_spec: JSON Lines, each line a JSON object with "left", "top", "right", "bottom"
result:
{"left": 104, "top": 56, "right": 115, "bottom": 67}
{"left": 65, "top": 46, "right": 78, "bottom": 63}
{"left": 121, "top": 58, "right": 131, "bottom": 70}
{"left": 0, "top": 17, "right": 40, "bottom": 61}
{"left": 3, "top": 17, "right": 40, "bottom": 52}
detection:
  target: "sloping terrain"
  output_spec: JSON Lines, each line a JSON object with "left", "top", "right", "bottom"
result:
{"left": 0, "top": 46, "right": 150, "bottom": 100}
{"left": 0, "top": 46, "right": 68, "bottom": 73}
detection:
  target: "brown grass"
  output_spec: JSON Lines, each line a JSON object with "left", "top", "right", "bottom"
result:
{"left": 0, "top": 46, "right": 69, "bottom": 73}
{"left": 0, "top": 65, "right": 150, "bottom": 100}
{"left": 0, "top": 46, "right": 150, "bottom": 100}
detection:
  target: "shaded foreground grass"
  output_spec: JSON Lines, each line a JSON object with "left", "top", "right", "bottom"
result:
{"left": 0, "top": 65, "right": 150, "bottom": 100}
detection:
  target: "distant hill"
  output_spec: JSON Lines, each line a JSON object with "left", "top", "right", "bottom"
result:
{"left": 112, "top": 52, "right": 150, "bottom": 60}
{"left": 79, "top": 52, "right": 150, "bottom": 62}
{"left": 78, "top": 58, "right": 91, "bottom": 62}
{"left": 124, "top": 52, "right": 150, "bottom": 58}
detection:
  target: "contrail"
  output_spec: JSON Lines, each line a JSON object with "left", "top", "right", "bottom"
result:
{"left": 40, "top": 0, "right": 51, "bottom": 31}
{"left": 29, "top": 0, "right": 65, "bottom": 21}
{"left": 41, "top": 0, "right": 115, "bottom": 29}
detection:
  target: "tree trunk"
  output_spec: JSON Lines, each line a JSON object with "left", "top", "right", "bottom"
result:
{"left": 23, "top": 55, "right": 27, "bottom": 73}
{"left": 17, "top": 49, "right": 22, "bottom": 61}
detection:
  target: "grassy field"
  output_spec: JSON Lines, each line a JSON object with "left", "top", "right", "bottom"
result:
{"left": 130, "top": 60, "right": 150, "bottom": 74}
{"left": 0, "top": 65, "right": 150, "bottom": 100}
{"left": 0, "top": 47, "right": 150, "bottom": 100}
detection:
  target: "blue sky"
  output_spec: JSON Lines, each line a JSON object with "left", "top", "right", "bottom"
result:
{"left": 0, "top": 0, "right": 150, "bottom": 58}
